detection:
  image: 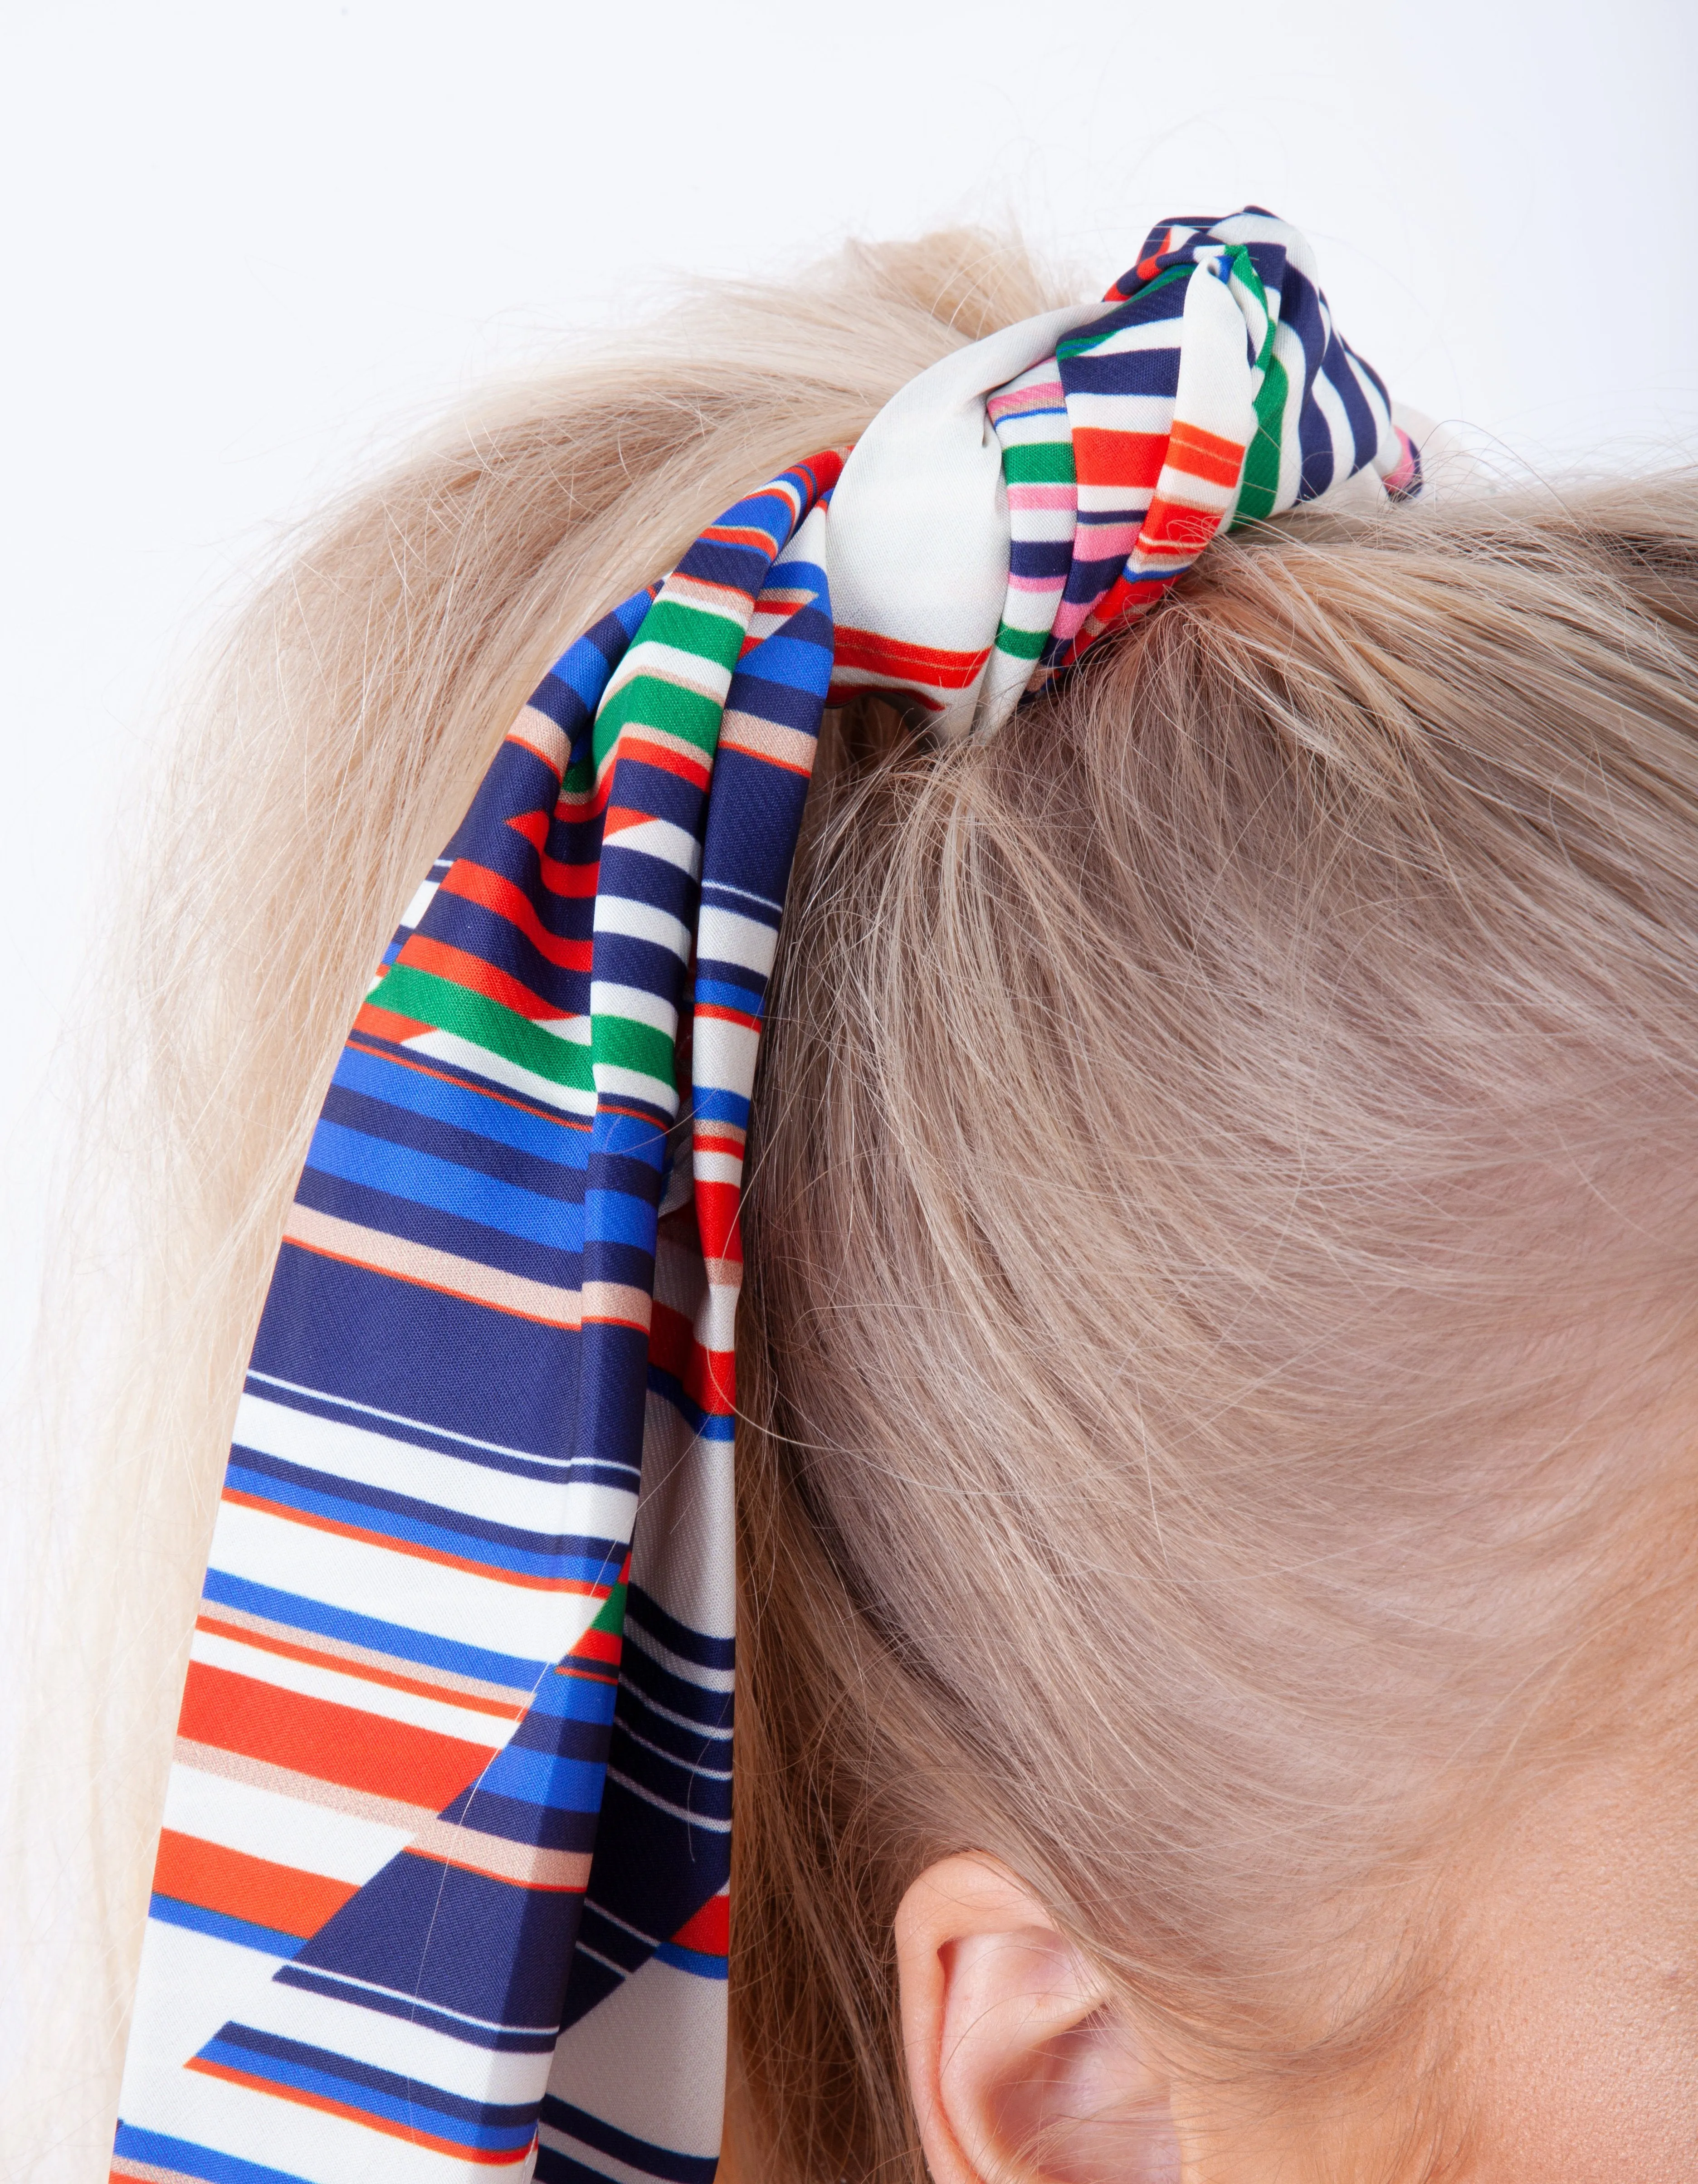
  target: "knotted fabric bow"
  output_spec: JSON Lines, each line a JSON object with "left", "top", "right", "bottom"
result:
{"left": 114, "top": 210, "right": 1421, "bottom": 2184}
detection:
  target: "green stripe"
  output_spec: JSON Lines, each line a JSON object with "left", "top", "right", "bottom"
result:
{"left": 379, "top": 964, "right": 593, "bottom": 1092}
{"left": 595, "top": 672, "right": 724, "bottom": 770}
{"left": 1235, "top": 351, "right": 1288, "bottom": 526}
{"left": 638, "top": 595, "right": 747, "bottom": 671}
{"left": 993, "top": 621, "right": 1048, "bottom": 661}
{"left": 1000, "top": 442, "right": 1075, "bottom": 485}
{"left": 591, "top": 1011, "right": 676, "bottom": 1092}
{"left": 1228, "top": 245, "right": 1282, "bottom": 527}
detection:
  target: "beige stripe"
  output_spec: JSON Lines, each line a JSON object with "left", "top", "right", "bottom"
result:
{"left": 175, "top": 1739, "right": 437, "bottom": 1834}
{"left": 171, "top": 1742, "right": 590, "bottom": 1892}
{"left": 284, "top": 1204, "right": 581, "bottom": 1330}
{"left": 581, "top": 1279, "right": 653, "bottom": 1331}
{"left": 509, "top": 705, "right": 571, "bottom": 777}
{"left": 196, "top": 1599, "right": 531, "bottom": 1708}
{"left": 608, "top": 639, "right": 732, "bottom": 708}
{"left": 660, "top": 573, "right": 753, "bottom": 624}
{"left": 720, "top": 709, "right": 817, "bottom": 776}
{"left": 408, "top": 1818, "right": 591, "bottom": 1890}
{"left": 111, "top": 2160, "right": 199, "bottom": 2184}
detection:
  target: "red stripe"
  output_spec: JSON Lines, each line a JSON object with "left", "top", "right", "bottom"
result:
{"left": 563, "top": 1624, "right": 623, "bottom": 1667}
{"left": 354, "top": 1001, "right": 432, "bottom": 1044}
{"left": 831, "top": 626, "right": 990, "bottom": 688}
{"left": 398, "top": 933, "right": 562, "bottom": 1022}
{"left": 1137, "top": 498, "right": 1224, "bottom": 557}
{"left": 617, "top": 733, "right": 712, "bottom": 790}
{"left": 538, "top": 850, "right": 599, "bottom": 898}
{"left": 153, "top": 1827, "right": 357, "bottom": 1939}
{"left": 439, "top": 862, "right": 592, "bottom": 972}
{"left": 1072, "top": 427, "right": 1169, "bottom": 491}
{"left": 178, "top": 1661, "right": 498, "bottom": 1808}
{"left": 693, "top": 1179, "right": 741, "bottom": 1263}
{"left": 671, "top": 1892, "right": 729, "bottom": 1955}
{"left": 649, "top": 1298, "right": 694, "bottom": 1383}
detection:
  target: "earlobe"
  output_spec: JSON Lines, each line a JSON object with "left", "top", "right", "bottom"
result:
{"left": 894, "top": 1856, "right": 1182, "bottom": 2184}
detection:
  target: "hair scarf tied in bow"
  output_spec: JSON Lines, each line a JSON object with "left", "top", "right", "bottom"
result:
{"left": 114, "top": 209, "right": 1423, "bottom": 2184}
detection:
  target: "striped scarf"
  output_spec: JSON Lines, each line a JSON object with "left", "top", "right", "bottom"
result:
{"left": 114, "top": 209, "right": 1421, "bottom": 2184}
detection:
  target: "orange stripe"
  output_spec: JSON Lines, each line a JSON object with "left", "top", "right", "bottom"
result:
{"left": 183, "top": 2060, "right": 527, "bottom": 2166}
{"left": 178, "top": 1660, "right": 499, "bottom": 1809}
{"left": 1166, "top": 419, "right": 1247, "bottom": 487}
{"left": 153, "top": 1827, "right": 357, "bottom": 1938}
{"left": 1138, "top": 499, "right": 1224, "bottom": 557}
{"left": 195, "top": 1615, "right": 526, "bottom": 1720}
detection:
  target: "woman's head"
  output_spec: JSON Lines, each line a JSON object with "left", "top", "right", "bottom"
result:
{"left": 32, "top": 230, "right": 1698, "bottom": 2184}
{"left": 732, "top": 474, "right": 1698, "bottom": 2177}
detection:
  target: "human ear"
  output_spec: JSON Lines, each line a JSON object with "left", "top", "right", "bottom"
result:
{"left": 894, "top": 1854, "right": 1182, "bottom": 2184}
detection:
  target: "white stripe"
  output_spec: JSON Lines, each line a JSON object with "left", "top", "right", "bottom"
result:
{"left": 591, "top": 1061, "right": 679, "bottom": 1112}
{"left": 210, "top": 1498, "right": 606, "bottom": 1663}
{"left": 620, "top": 1616, "right": 736, "bottom": 1694}
{"left": 229, "top": 1975, "right": 551, "bottom": 2106}
{"left": 162, "top": 1762, "right": 412, "bottom": 1885}
{"left": 402, "top": 1029, "right": 596, "bottom": 1116}
{"left": 601, "top": 815, "right": 702, "bottom": 877}
{"left": 592, "top": 893, "right": 693, "bottom": 960}
{"left": 543, "top": 1953, "right": 727, "bottom": 2160}
{"left": 605, "top": 639, "right": 733, "bottom": 711}
{"left": 245, "top": 1370, "right": 574, "bottom": 1467}
{"left": 695, "top": 904, "right": 776, "bottom": 977}
{"left": 399, "top": 878, "right": 439, "bottom": 930}
{"left": 190, "top": 1627, "right": 518, "bottom": 1743}
{"left": 590, "top": 981, "right": 678, "bottom": 1037}
{"left": 234, "top": 1391, "right": 637, "bottom": 1541}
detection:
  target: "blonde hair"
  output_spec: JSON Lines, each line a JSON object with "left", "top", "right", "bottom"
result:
{"left": 10, "top": 230, "right": 1698, "bottom": 2183}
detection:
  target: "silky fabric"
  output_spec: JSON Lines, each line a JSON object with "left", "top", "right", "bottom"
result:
{"left": 114, "top": 210, "right": 1423, "bottom": 2184}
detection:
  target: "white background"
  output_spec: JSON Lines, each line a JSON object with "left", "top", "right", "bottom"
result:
{"left": 4, "top": 0, "right": 1697, "bottom": 1385}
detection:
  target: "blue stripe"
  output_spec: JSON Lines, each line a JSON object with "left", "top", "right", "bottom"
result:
{"left": 653, "top": 1941, "right": 728, "bottom": 1979}
{"left": 113, "top": 2123, "right": 315, "bottom": 2184}
{"left": 204, "top": 2025, "right": 538, "bottom": 2141}
{"left": 148, "top": 1893, "right": 304, "bottom": 1959}
{"left": 475, "top": 1742, "right": 608, "bottom": 1812}
{"left": 305, "top": 1117, "right": 584, "bottom": 1250}
{"left": 200, "top": 1567, "right": 549, "bottom": 1690}
{"left": 223, "top": 1456, "right": 620, "bottom": 1585}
